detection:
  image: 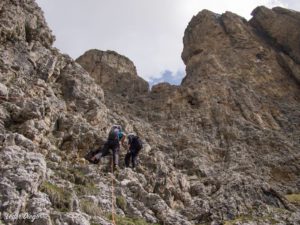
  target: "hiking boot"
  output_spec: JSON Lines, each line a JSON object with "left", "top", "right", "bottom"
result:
{"left": 90, "top": 155, "right": 101, "bottom": 164}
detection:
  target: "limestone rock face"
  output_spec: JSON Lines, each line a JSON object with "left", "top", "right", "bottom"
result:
{"left": 250, "top": 6, "right": 300, "bottom": 83}
{"left": 0, "top": 1, "right": 111, "bottom": 224}
{"left": 250, "top": 6, "right": 300, "bottom": 64}
{"left": 0, "top": 139, "right": 47, "bottom": 223}
{"left": 149, "top": 6, "right": 300, "bottom": 223}
{"left": 0, "top": 1, "right": 300, "bottom": 225}
{"left": 0, "top": 0, "right": 54, "bottom": 47}
{"left": 76, "top": 49, "right": 149, "bottom": 98}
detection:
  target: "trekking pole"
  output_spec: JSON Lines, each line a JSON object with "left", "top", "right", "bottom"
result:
{"left": 111, "top": 157, "right": 117, "bottom": 225}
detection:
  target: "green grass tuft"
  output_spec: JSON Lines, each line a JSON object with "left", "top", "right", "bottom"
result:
{"left": 116, "top": 196, "right": 127, "bottom": 211}
{"left": 54, "top": 166, "right": 90, "bottom": 185}
{"left": 107, "top": 214, "right": 159, "bottom": 225}
{"left": 40, "top": 181, "right": 72, "bottom": 212}
{"left": 75, "top": 183, "right": 99, "bottom": 196}
{"left": 223, "top": 214, "right": 278, "bottom": 225}
{"left": 80, "top": 199, "right": 102, "bottom": 216}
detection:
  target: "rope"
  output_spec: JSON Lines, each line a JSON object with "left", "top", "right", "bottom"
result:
{"left": 111, "top": 156, "right": 117, "bottom": 225}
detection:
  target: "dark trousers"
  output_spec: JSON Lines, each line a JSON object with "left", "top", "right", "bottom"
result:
{"left": 125, "top": 147, "right": 140, "bottom": 168}
{"left": 99, "top": 140, "right": 120, "bottom": 166}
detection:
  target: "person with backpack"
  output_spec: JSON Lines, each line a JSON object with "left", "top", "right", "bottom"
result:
{"left": 91, "top": 125, "right": 126, "bottom": 170}
{"left": 125, "top": 133, "right": 143, "bottom": 169}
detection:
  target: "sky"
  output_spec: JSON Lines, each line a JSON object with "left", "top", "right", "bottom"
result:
{"left": 36, "top": 0, "right": 300, "bottom": 85}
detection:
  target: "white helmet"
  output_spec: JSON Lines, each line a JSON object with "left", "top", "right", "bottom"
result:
{"left": 112, "top": 124, "right": 122, "bottom": 131}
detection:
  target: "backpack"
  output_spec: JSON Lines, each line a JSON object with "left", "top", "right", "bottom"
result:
{"left": 128, "top": 135, "right": 143, "bottom": 150}
{"left": 108, "top": 125, "right": 121, "bottom": 141}
{"left": 135, "top": 137, "right": 143, "bottom": 150}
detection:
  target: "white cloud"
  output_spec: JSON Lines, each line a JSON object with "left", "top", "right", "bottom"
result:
{"left": 36, "top": 0, "right": 295, "bottom": 82}
{"left": 283, "top": 0, "right": 300, "bottom": 10}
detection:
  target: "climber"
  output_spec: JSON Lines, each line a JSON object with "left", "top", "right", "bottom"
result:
{"left": 124, "top": 133, "right": 143, "bottom": 169}
{"left": 91, "top": 125, "right": 126, "bottom": 170}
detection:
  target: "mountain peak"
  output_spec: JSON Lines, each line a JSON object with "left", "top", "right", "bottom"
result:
{"left": 76, "top": 49, "right": 149, "bottom": 97}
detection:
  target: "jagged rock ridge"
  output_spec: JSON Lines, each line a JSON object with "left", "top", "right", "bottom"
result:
{"left": 0, "top": 1, "right": 299, "bottom": 225}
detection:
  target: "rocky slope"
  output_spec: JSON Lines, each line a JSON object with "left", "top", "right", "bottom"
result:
{"left": 0, "top": 1, "right": 299, "bottom": 225}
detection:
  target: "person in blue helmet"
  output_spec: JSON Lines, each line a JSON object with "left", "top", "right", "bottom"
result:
{"left": 125, "top": 133, "right": 143, "bottom": 169}
{"left": 91, "top": 125, "right": 126, "bottom": 170}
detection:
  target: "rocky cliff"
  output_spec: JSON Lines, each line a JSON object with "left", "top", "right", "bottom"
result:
{"left": 76, "top": 49, "right": 149, "bottom": 98}
{"left": 0, "top": 1, "right": 299, "bottom": 225}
